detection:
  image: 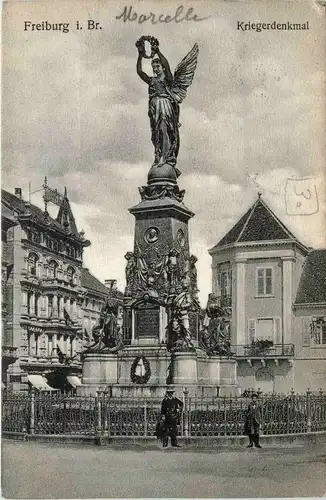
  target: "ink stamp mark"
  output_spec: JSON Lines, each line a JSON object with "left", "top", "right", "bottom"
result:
{"left": 284, "top": 178, "right": 319, "bottom": 215}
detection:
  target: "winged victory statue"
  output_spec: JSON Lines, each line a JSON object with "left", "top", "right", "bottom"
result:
{"left": 136, "top": 36, "right": 199, "bottom": 175}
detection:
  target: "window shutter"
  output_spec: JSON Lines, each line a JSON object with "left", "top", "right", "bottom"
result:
{"left": 216, "top": 273, "right": 221, "bottom": 295}
{"left": 274, "top": 317, "right": 282, "bottom": 344}
{"left": 257, "top": 269, "right": 264, "bottom": 295}
{"left": 221, "top": 272, "right": 227, "bottom": 296}
{"left": 227, "top": 271, "right": 232, "bottom": 295}
{"left": 266, "top": 268, "right": 273, "bottom": 295}
{"left": 302, "top": 317, "right": 312, "bottom": 346}
{"left": 322, "top": 324, "right": 326, "bottom": 345}
{"left": 248, "top": 319, "right": 256, "bottom": 344}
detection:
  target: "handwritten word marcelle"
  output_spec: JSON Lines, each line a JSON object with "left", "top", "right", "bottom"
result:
{"left": 116, "top": 5, "right": 209, "bottom": 24}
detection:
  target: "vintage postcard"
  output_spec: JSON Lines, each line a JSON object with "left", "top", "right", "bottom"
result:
{"left": 1, "top": 0, "right": 326, "bottom": 498}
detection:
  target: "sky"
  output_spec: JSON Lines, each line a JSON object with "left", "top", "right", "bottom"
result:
{"left": 2, "top": 0, "right": 326, "bottom": 304}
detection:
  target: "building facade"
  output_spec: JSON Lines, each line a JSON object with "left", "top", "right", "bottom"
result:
{"left": 80, "top": 270, "right": 110, "bottom": 347}
{"left": 209, "top": 194, "right": 326, "bottom": 393}
{"left": 293, "top": 249, "right": 326, "bottom": 391}
{"left": 1, "top": 188, "right": 110, "bottom": 392}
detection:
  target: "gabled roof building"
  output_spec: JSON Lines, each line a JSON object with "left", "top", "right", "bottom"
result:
{"left": 209, "top": 194, "right": 325, "bottom": 393}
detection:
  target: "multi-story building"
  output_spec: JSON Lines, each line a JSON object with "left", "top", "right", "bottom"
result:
{"left": 293, "top": 249, "right": 326, "bottom": 390}
{"left": 80, "top": 270, "right": 110, "bottom": 345}
{"left": 209, "top": 194, "right": 326, "bottom": 393}
{"left": 2, "top": 202, "right": 19, "bottom": 386}
{"left": 1, "top": 187, "right": 110, "bottom": 392}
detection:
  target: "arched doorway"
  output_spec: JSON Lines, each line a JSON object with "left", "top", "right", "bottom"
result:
{"left": 255, "top": 367, "right": 275, "bottom": 394}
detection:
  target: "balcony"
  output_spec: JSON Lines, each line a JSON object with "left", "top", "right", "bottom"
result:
{"left": 231, "top": 343, "right": 294, "bottom": 366}
{"left": 216, "top": 295, "right": 232, "bottom": 308}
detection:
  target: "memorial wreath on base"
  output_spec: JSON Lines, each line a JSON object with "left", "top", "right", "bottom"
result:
{"left": 130, "top": 355, "right": 151, "bottom": 384}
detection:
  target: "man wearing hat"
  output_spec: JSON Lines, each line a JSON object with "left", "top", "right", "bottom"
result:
{"left": 244, "top": 393, "right": 262, "bottom": 448}
{"left": 160, "top": 388, "right": 183, "bottom": 448}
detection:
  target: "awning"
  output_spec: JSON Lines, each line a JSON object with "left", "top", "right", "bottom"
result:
{"left": 66, "top": 375, "right": 82, "bottom": 388}
{"left": 28, "top": 375, "right": 58, "bottom": 391}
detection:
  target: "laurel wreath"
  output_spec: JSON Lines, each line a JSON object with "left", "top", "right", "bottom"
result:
{"left": 130, "top": 356, "right": 151, "bottom": 384}
{"left": 135, "top": 36, "right": 159, "bottom": 59}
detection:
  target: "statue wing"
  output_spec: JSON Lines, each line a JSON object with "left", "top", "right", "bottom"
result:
{"left": 170, "top": 44, "right": 199, "bottom": 104}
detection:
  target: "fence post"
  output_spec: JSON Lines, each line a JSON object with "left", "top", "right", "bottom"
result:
{"left": 102, "top": 393, "right": 108, "bottom": 437}
{"left": 223, "top": 396, "right": 227, "bottom": 436}
{"left": 306, "top": 388, "right": 312, "bottom": 433}
{"left": 261, "top": 393, "right": 265, "bottom": 435}
{"left": 63, "top": 398, "right": 67, "bottom": 434}
{"left": 95, "top": 392, "right": 102, "bottom": 439}
{"left": 29, "top": 390, "right": 35, "bottom": 434}
{"left": 144, "top": 400, "right": 147, "bottom": 437}
{"left": 183, "top": 387, "right": 189, "bottom": 437}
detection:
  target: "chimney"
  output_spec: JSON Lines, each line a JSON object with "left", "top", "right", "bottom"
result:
{"left": 14, "top": 188, "right": 22, "bottom": 199}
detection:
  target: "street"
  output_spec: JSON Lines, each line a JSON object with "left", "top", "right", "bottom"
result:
{"left": 2, "top": 439, "right": 326, "bottom": 498}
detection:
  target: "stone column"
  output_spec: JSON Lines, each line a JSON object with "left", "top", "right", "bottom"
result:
{"left": 44, "top": 295, "right": 49, "bottom": 318}
{"left": 282, "top": 257, "right": 294, "bottom": 345}
{"left": 59, "top": 296, "right": 64, "bottom": 320}
{"left": 66, "top": 336, "right": 71, "bottom": 356}
{"left": 39, "top": 295, "right": 45, "bottom": 318}
{"left": 48, "top": 336, "right": 52, "bottom": 357}
{"left": 71, "top": 336, "right": 75, "bottom": 356}
{"left": 21, "top": 291, "right": 28, "bottom": 315}
{"left": 28, "top": 332, "right": 34, "bottom": 355}
{"left": 72, "top": 300, "right": 77, "bottom": 321}
{"left": 52, "top": 333, "right": 58, "bottom": 357}
{"left": 52, "top": 295, "right": 58, "bottom": 318}
{"left": 29, "top": 292, "right": 36, "bottom": 316}
{"left": 77, "top": 301, "right": 82, "bottom": 321}
{"left": 235, "top": 258, "right": 246, "bottom": 345}
{"left": 35, "top": 294, "right": 40, "bottom": 317}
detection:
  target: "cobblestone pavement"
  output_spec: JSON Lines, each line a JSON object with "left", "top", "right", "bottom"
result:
{"left": 2, "top": 439, "right": 326, "bottom": 498}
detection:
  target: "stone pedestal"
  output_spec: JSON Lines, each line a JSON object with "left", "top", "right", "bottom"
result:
{"left": 81, "top": 353, "right": 118, "bottom": 389}
{"left": 173, "top": 351, "right": 198, "bottom": 384}
{"left": 79, "top": 346, "right": 239, "bottom": 397}
{"left": 78, "top": 160, "right": 240, "bottom": 398}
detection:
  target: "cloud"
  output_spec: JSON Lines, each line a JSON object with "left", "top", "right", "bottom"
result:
{"left": 2, "top": 0, "right": 326, "bottom": 303}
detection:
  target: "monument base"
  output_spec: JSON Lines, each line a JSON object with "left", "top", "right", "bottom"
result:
{"left": 78, "top": 346, "right": 239, "bottom": 398}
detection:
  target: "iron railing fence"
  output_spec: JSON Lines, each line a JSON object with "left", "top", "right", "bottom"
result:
{"left": 2, "top": 390, "right": 326, "bottom": 437}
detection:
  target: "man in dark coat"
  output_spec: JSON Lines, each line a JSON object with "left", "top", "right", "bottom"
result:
{"left": 160, "top": 388, "right": 183, "bottom": 448}
{"left": 244, "top": 393, "right": 262, "bottom": 448}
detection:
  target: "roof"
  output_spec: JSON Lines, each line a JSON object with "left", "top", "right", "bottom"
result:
{"left": 81, "top": 268, "right": 109, "bottom": 296}
{"left": 1, "top": 189, "right": 86, "bottom": 242}
{"left": 56, "top": 188, "right": 78, "bottom": 235}
{"left": 209, "top": 195, "right": 303, "bottom": 252}
{"left": 294, "top": 250, "right": 326, "bottom": 305}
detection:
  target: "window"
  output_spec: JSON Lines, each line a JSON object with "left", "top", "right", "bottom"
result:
{"left": 312, "top": 318, "right": 326, "bottom": 345}
{"left": 256, "top": 267, "right": 273, "bottom": 296}
{"left": 67, "top": 266, "right": 75, "bottom": 284}
{"left": 48, "top": 260, "right": 58, "bottom": 279}
{"left": 27, "top": 253, "right": 39, "bottom": 276}
{"left": 217, "top": 270, "right": 232, "bottom": 306}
